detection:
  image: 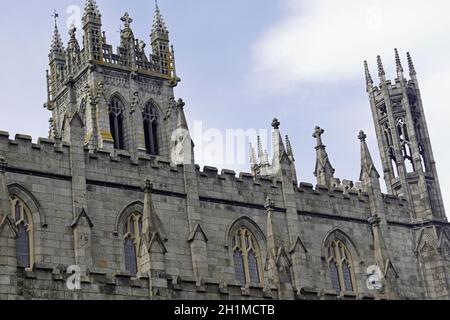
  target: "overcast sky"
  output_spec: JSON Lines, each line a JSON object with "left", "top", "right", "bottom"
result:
{"left": 0, "top": 0, "right": 448, "bottom": 217}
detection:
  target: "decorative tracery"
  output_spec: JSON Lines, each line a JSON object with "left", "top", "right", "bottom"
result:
{"left": 232, "top": 227, "right": 262, "bottom": 287}
{"left": 327, "top": 239, "right": 356, "bottom": 293}
{"left": 109, "top": 96, "right": 125, "bottom": 150}
{"left": 123, "top": 212, "right": 143, "bottom": 274}
{"left": 10, "top": 197, "right": 34, "bottom": 268}
{"left": 143, "top": 102, "right": 160, "bottom": 155}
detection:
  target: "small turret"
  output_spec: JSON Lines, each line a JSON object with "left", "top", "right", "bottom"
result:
{"left": 364, "top": 60, "right": 373, "bottom": 92}
{"left": 394, "top": 48, "right": 404, "bottom": 79}
{"left": 377, "top": 55, "right": 386, "bottom": 82}
{"left": 82, "top": 0, "right": 103, "bottom": 61}
{"left": 150, "top": 1, "right": 172, "bottom": 77}
{"left": 358, "top": 130, "right": 380, "bottom": 183}
{"left": 48, "top": 12, "right": 66, "bottom": 105}
{"left": 407, "top": 52, "right": 417, "bottom": 77}
{"left": 313, "top": 126, "right": 335, "bottom": 188}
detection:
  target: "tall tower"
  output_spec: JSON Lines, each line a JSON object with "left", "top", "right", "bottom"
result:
{"left": 83, "top": 0, "right": 103, "bottom": 62}
{"left": 45, "top": 0, "right": 187, "bottom": 161}
{"left": 365, "top": 50, "right": 446, "bottom": 221}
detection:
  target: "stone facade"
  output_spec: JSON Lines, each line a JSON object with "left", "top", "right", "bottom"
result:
{"left": 0, "top": 0, "right": 449, "bottom": 300}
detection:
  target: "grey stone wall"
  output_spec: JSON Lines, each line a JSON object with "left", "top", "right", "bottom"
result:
{"left": 0, "top": 131, "right": 448, "bottom": 300}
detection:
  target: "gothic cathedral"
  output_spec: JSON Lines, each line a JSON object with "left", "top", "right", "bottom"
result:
{"left": 0, "top": 0, "right": 449, "bottom": 300}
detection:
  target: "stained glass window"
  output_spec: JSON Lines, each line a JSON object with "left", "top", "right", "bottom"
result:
{"left": 124, "top": 237, "right": 137, "bottom": 275}
{"left": 123, "top": 213, "right": 143, "bottom": 274}
{"left": 109, "top": 97, "right": 125, "bottom": 150}
{"left": 11, "top": 197, "right": 33, "bottom": 268}
{"left": 327, "top": 239, "right": 356, "bottom": 293}
{"left": 232, "top": 227, "right": 262, "bottom": 287}
{"left": 248, "top": 251, "right": 260, "bottom": 284}
{"left": 342, "top": 262, "right": 353, "bottom": 291}
{"left": 233, "top": 251, "right": 246, "bottom": 286}
{"left": 330, "top": 262, "right": 341, "bottom": 292}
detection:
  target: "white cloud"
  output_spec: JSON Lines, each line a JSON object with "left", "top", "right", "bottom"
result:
{"left": 251, "top": 0, "right": 450, "bottom": 91}
{"left": 250, "top": 0, "right": 450, "bottom": 216}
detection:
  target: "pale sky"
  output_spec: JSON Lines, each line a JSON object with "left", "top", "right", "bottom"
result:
{"left": 0, "top": 0, "right": 448, "bottom": 217}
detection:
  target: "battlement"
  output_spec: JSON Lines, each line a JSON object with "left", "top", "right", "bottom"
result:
{"left": 13, "top": 263, "right": 280, "bottom": 300}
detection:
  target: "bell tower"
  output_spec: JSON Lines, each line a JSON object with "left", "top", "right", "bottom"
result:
{"left": 365, "top": 50, "right": 446, "bottom": 221}
{"left": 45, "top": 0, "right": 189, "bottom": 162}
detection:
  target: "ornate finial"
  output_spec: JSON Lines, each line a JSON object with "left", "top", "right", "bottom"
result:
{"left": 407, "top": 52, "right": 416, "bottom": 76}
{"left": 377, "top": 55, "right": 385, "bottom": 77}
{"left": 84, "top": 0, "right": 100, "bottom": 18}
{"left": 0, "top": 156, "right": 7, "bottom": 173}
{"left": 313, "top": 126, "right": 325, "bottom": 147}
{"left": 50, "top": 11, "right": 64, "bottom": 54}
{"left": 394, "top": 48, "right": 404, "bottom": 73}
{"left": 142, "top": 177, "right": 154, "bottom": 193}
{"left": 264, "top": 196, "right": 275, "bottom": 211}
{"left": 121, "top": 12, "right": 133, "bottom": 29}
{"left": 152, "top": 0, "right": 169, "bottom": 34}
{"left": 364, "top": 60, "right": 373, "bottom": 86}
{"left": 358, "top": 130, "right": 367, "bottom": 142}
{"left": 271, "top": 118, "right": 280, "bottom": 130}
{"left": 51, "top": 10, "right": 59, "bottom": 28}
{"left": 176, "top": 98, "right": 186, "bottom": 111}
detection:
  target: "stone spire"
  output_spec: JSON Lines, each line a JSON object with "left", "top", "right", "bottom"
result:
{"left": 364, "top": 60, "right": 373, "bottom": 91}
{"left": 152, "top": 0, "right": 169, "bottom": 35}
{"left": 50, "top": 14, "right": 64, "bottom": 56}
{"left": 358, "top": 130, "right": 380, "bottom": 182}
{"left": 394, "top": 48, "right": 404, "bottom": 78}
{"left": 82, "top": 0, "right": 102, "bottom": 61}
{"left": 377, "top": 55, "right": 386, "bottom": 80}
{"left": 313, "top": 126, "right": 335, "bottom": 187}
{"left": 285, "top": 135, "right": 294, "bottom": 161}
{"left": 271, "top": 118, "right": 288, "bottom": 161}
{"left": 394, "top": 48, "right": 403, "bottom": 73}
{"left": 83, "top": 0, "right": 101, "bottom": 18}
{"left": 407, "top": 52, "right": 417, "bottom": 76}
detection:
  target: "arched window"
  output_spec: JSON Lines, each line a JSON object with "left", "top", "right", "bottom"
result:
{"left": 10, "top": 197, "right": 34, "bottom": 268}
{"left": 327, "top": 239, "right": 356, "bottom": 293}
{"left": 123, "top": 213, "right": 143, "bottom": 275}
{"left": 109, "top": 97, "right": 125, "bottom": 150}
{"left": 397, "top": 118, "right": 415, "bottom": 172}
{"left": 232, "top": 227, "right": 262, "bottom": 287}
{"left": 143, "top": 103, "right": 159, "bottom": 155}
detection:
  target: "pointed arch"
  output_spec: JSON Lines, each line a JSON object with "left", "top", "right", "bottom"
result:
{"left": 225, "top": 216, "right": 266, "bottom": 287}
{"left": 321, "top": 228, "right": 360, "bottom": 259}
{"left": 109, "top": 93, "right": 127, "bottom": 150}
{"left": 142, "top": 98, "right": 162, "bottom": 156}
{"left": 322, "top": 228, "right": 359, "bottom": 293}
{"left": 114, "top": 200, "right": 167, "bottom": 240}
{"left": 225, "top": 216, "right": 266, "bottom": 249}
{"left": 9, "top": 195, "right": 34, "bottom": 268}
{"left": 7, "top": 183, "right": 46, "bottom": 227}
